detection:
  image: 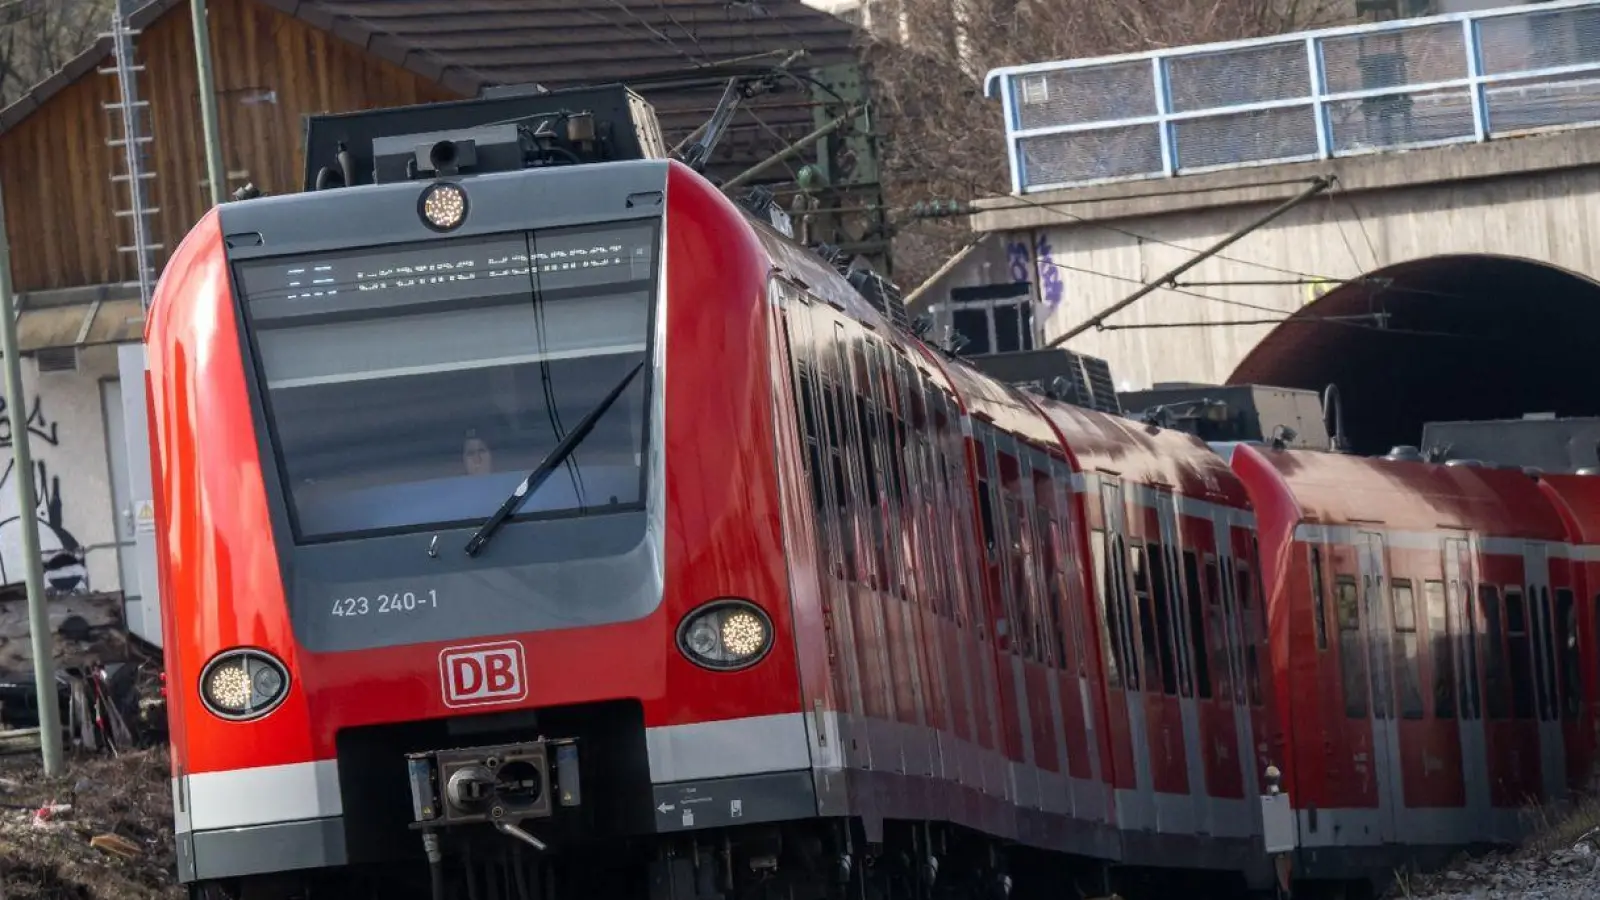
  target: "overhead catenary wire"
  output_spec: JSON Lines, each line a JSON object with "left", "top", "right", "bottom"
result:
{"left": 1046, "top": 176, "right": 1336, "bottom": 346}
{"left": 955, "top": 174, "right": 1470, "bottom": 305}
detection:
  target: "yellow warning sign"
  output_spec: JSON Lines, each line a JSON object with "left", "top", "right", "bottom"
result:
{"left": 133, "top": 499, "right": 155, "bottom": 533}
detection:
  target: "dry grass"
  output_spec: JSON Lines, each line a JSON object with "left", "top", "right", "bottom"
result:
{"left": 0, "top": 745, "right": 182, "bottom": 900}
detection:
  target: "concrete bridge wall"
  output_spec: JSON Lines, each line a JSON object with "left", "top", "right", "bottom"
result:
{"left": 951, "top": 128, "right": 1600, "bottom": 391}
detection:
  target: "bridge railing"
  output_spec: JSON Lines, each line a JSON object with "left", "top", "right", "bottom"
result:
{"left": 984, "top": 0, "right": 1600, "bottom": 194}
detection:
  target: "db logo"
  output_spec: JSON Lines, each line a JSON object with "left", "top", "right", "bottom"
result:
{"left": 439, "top": 640, "right": 528, "bottom": 708}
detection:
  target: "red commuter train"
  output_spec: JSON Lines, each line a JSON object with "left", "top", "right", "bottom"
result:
{"left": 143, "top": 87, "right": 1600, "bottom": 900}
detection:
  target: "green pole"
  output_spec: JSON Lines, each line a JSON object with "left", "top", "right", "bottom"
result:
{"left": 191, "top": 0, "right": 226, "bottom": 206}
{"left": 0, "top": 182, "right": 64, "bottom": 777}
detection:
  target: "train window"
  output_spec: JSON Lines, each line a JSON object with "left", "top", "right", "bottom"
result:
{"left": 1039, "top": 506, "right": 1068, "bottom": 668}
{"left": 1223, "top": 557, "right": 1245, "bottom": 705}
{"left": 1504, "top": 589, "right": 1535, "bottom": 720}
{"left": 241, "top": 223, "right": 658, "bottom": 540}
{"left": 1090, "top": 529, "right": 1121, "bottom": 687}
{"left": 1237, "top": 562, "right": 1263, "bottom": 707}
{"left": 1168, "top": 544, "right": 1194, "bottom": 699}
{"left": 1525, "top": 584, "right": 1551, "bottom": 721}
{"left": 1182, "top": 550, "right": 1213, "bottom": 700}
{"left": 1539, "top": 586, "right": 1560, "bottom": 722}
{"left": 1594, "top": 593, "right": 1600, "bottom": 714}
{"left": 1205, "top": 559, "right": 1232, "bottom": 699}
{"left": 1391, "top": 580, "right": 1425, "bottom": 720}
{"left": 1008, "top": 495, "right": 1038, "bottom": 661}
{"left": 1557, "top": 588, "right": 1580, "bottom": 720}
{"left": 1310, "top": 545, "right": 1328, "bottom": 651}
{"left": 1147, "top": 544, "right": 1180, "bottom": 695}
{"left": 1336, "top": 575, "right": 1368, "bottom": 718}
{"left": 793, "top": 366, "right": 825, "bottom": 512}
{"left": 1480, "top": 585, "right": 1511, "bottom": 720}
{"left": 1114, "top": 535, "right": 1142, "bottom": 690}
{"left": 977, "top": 474, "right": 998, "bottom": 559}
{"left": 1453, "top": 580, "right": 1481, "bottom": 721}
{"left": 1131, "top": 544, "right": 1165, "bottom": 692}
{"left": 1424, "top": 581, "right": 1455, "bottom": 720}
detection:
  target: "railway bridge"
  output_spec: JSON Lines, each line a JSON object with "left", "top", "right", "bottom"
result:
{"left": 924, "top": 0, "right": 1600, "bottom": 455}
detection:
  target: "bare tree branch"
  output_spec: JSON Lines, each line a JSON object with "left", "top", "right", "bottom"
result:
{"left": 0, "top": 0, "right": 114, "bottom": 108}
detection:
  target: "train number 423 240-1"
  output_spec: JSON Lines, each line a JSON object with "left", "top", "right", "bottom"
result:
{"left": 332, "top": 590, "right": 439, "bottom": 617}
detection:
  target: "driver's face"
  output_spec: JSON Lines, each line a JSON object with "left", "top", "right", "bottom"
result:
{"left": 464, "top": 437, "right": 492, "bottom": 475}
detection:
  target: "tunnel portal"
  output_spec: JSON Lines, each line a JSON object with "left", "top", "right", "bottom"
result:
{"left": 1226, "top": 254, "right": 1600, "bottom": 458}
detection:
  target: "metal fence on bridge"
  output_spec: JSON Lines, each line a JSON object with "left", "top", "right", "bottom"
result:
{"left": 984, "top": 0, "right": 1600, "bottom": 194}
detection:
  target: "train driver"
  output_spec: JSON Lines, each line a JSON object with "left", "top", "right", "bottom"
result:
{"left": 463, "top": 429, "right": 493, "bottom": 476}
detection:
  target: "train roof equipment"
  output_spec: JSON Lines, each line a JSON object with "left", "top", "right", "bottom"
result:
{"left": 300, "top": 83, "right": 669, "bottom": 191}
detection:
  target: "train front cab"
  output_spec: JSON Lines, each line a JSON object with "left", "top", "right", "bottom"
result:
{"left": 1230, "top": 445, "right": 1580, "bottom": 883}
{"left": 146, "top": 159, "right": 826, "bottom": 896}
{"left": 1027, "top": 401, "right": 1275, "bottom": 883}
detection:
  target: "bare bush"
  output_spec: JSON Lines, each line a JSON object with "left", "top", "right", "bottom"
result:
{"left": 863, "top": 0, "right": 1354, "bottom": 286}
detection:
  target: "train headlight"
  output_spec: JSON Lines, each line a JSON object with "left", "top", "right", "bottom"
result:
{"left": 199, "top": 648, "right": 291, "bottom": 721}
{"left": 420, "top": 182, "right": 467, "bottom": 232}
{"left": 676, "top": 599, "right": 774, "bottom": 671}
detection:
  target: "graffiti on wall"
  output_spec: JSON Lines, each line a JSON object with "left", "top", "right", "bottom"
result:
{"left": 0, "top": 395, "right": 86, "bottom": 593}
{"left": 1034, "top": 233, "right": 1064, "bottom": 309}
{"left": 1006, "top": 235, "right": 1065, "bottom": 314}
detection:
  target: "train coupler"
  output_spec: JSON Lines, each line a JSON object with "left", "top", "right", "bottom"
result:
{"left": 404, "top": 737, "right": 581, "bottom": 842}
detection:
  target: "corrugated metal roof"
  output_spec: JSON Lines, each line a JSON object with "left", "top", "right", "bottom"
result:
{"left": 0, "top": 0, "right": 862, "bottom": 181}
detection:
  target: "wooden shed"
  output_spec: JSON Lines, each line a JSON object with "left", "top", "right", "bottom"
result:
{"left": 0, "top": 0, "right": 861, "bottom": 351}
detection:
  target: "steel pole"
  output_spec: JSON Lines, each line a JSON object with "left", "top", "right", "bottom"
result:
{"left": 721, "top": 104, "right": 864, "bottom": 193}
{"left": 191, "top": 0, "right": 227, "bottom": 206}
{"left": 0, "top": 182, "right": 64, "bottom": 777}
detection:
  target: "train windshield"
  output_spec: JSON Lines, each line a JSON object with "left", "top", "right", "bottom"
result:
{"left": 235, "top": 217, "right": 659, "bottom": 543}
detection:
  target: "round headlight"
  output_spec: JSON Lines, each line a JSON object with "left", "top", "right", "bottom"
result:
{"left": 199, "top": 648, "right": 291, "bottom": 721}
{"left": 676, "top": 599, "right": 774, "bottom": 671}
{"left": 419, "top": 182, "right": 468, "bottom": 232}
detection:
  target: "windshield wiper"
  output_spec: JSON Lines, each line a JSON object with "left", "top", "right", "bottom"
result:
{"left": 464, "top": 360, "right": 646, "bottom": 557}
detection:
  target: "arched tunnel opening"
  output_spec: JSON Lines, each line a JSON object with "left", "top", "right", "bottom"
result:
{"left": 1226, "top": 254, "right": 1600, "bottom": 458}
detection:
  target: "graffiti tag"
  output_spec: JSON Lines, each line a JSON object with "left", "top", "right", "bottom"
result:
{"left": 0, "top": 396, "right": 84, "bottom": 593}
{"left": 1035, "top": 233, "right": 1064, "bottom": 309}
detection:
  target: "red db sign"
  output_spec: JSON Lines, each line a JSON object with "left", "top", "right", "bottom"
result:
{"left": 440, "top": 640, "right": 527, "bottom": 708}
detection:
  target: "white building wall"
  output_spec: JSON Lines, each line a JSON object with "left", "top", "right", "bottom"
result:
{"left": 0, "top": 345, "right": 120, "bottom": 597}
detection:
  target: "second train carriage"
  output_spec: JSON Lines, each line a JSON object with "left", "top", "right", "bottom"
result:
{"left": 1232, "top": 445, "right": 1586, "bottom": 877}
{"left": 1534, "top": 471, "right": 1600, "bottom": 791}
{"left": 1030, "top": 401, "right": 1275, "bottom": 874}
{"left": 762, "top": 216, "right": 1289, "bottom": 890}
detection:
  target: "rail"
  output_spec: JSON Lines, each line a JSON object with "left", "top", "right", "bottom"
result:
{"left": 984, "top": 0, "right": 1600, "bottom": 193}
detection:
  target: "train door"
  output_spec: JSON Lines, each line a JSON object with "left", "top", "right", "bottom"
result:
{"left": 786, "top": 303, "right": 870, "bottom": 774}
{"left": 1216, "top": 536, "right": 1252, "bottom": 788}
{"left": 1205, "top": 512, "right": 1249, "bottom": 833}
{"left": 976, "top": 425, "right": 1027, "bottom": 794}
{"left": 1358, "top": 531, "right": 1402, "bottom": 843}
{"left": 1157, "top": 490, "right": 1208, "bottom": 836}
{"left": 1102, "top": 477, "right": 1155, "bottom": 833}
{"left": 1051, "top": 460, "right": 1105, "bottom": 823}
{"left": 1445, "top": 536, "right": 1490, "bottom": 843}
{"left": 1525, "top": 542, "right": 1567, "bottom": 802}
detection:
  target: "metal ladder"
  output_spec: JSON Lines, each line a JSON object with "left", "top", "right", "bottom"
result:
{"left": 101, "top": 10, "right": 161, "bottom": 311}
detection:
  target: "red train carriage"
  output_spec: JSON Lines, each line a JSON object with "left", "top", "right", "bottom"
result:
{"left": 1534, "top": 471, "right": 1600, "bottom": 788}
{"left": 924, "top": 357, "right": 1114, "bottom": 857}
{"left": 1231, "top": 445, "right": 1582, "bottom": 880}
{"left": 759, "top": 237, "right": 1282, "bottom": 893}
{"left": 1028, "top": 405, "right": 1276, "bottom": 874}
{"left": 762, "top": 232, "right": 1119, "bottom": 877}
